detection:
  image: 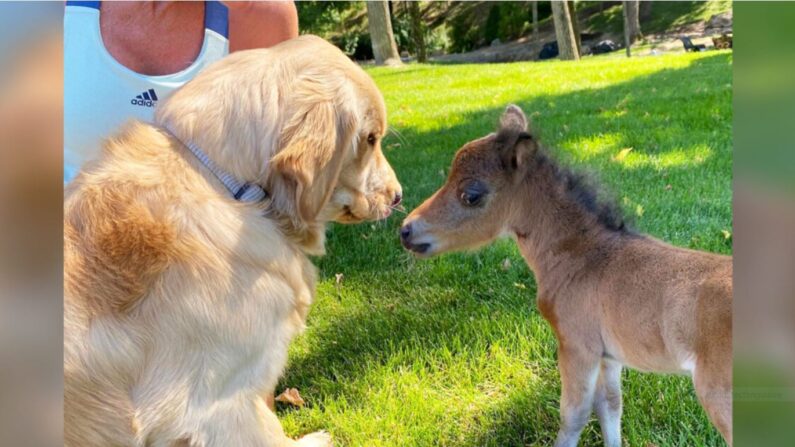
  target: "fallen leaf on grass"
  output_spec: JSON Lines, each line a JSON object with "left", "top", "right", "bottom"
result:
{"left": 721, "top": 229, "right": 732, "bottom": 240}
{"left": 613, "top": 147, "right": 633, "bottom": 162}
{"left": 275, "top": 388, "right": 305, "bottom": 407}
{"left": 513, "top": 282, "right": 526, "bottom": 290}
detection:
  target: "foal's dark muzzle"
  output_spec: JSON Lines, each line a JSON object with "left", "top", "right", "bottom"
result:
{"left": 399, "top": 222, "right": 430, "bottom": 254}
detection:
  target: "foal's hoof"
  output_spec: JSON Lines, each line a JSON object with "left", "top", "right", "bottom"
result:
{"left": 296, "top": 431, "right": 332, "bottom": 447}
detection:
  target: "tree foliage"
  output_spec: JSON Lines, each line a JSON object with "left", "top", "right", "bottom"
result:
{"left": 296, "top": 1, "right": 373, "bottom": 59}
{"left": 449, "top": 2, "right": 551, "bottom": 52}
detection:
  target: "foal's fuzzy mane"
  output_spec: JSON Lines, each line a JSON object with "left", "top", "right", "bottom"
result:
{"left": 532, "top": 148, "right": 631, "bottom": 233}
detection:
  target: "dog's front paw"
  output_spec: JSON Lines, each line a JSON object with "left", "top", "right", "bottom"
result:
{"left": 296, "top": 431, "right": 332, "bottom": 447}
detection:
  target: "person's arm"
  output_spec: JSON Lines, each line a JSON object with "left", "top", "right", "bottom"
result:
{"left": 225, "top": 1, "right": 298, "bottom": 52}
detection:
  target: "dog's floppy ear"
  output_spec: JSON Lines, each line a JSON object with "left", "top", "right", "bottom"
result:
{"left": 496, "top": 105, "right": 536, "bottom": 173}
{"left": 270, "top": 100, "right": 355, "bottom": 224}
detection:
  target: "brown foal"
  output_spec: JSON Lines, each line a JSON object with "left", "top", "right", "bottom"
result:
{"left": 400, "top": 106, "right": 732, "bottom": 446}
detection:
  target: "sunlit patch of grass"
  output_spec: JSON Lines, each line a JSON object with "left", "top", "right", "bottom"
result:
{"left": 565, "top": 132, "right": 625, "bottom": 159}
{"left": 611, "top": 144, "right": 714, "bottom": 170}
{"left": 279, "top": 51, "right": 732, "bottom": 446}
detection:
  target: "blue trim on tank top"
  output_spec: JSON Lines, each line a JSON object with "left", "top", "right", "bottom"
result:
{"left": 204, "top": 1, "right": 229, "bottom": 38}
{"left": 66, "top": 1, "right": 100, "bottom": 9}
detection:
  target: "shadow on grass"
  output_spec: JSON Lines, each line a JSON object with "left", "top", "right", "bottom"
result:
{"left": 280, "top": 52, "right": 731, "bottom": 446}
{"left": 458, "top": 384, "right": 563, "bottom": 447}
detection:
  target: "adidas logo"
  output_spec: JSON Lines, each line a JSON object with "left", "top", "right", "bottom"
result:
{"left": 131, "top": 89, "right": 159, "bottom": 107}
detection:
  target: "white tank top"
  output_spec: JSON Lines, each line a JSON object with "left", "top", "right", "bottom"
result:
{"left": 63, "top": 0, "right": 229, "bottom": 183}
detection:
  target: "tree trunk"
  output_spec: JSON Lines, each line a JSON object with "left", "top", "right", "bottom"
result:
{"left": 622, "top": 1, "right": 632, "bottom": 57}
{"left": 408, "top": 0, "right": 427, "bottom": 62}
{"left": 640, "top": 0, "right": 653, "bottom": 21}
{"left": 567, "top": 1, "right": 581, "bottom": 55}
{"left": 623, "top": 0, "right": 642, "bottom": 44}
{"left": 367, "top": 0, "right": 402, "bottom": 66}
{"left": 551, "top": 1, "right": 579, "bottom": 60}
{"left": 531, "top": 1, "right": 539, "bottom": 42}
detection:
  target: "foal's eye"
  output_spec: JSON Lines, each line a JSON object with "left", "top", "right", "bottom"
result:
{"left": 460, "top": 182, "right": 487, "bottom": 207}
{"left": 461, "top": 191, "right": 481, "bottom": 206}
{"left": 367, "top": 133, "right": 376, "bottom": 145}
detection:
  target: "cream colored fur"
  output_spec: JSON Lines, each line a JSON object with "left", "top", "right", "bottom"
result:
{"left": 64, "top": 36, "right": 401, "bottom": 447}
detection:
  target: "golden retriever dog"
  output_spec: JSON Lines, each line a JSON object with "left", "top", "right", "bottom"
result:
{"left": 64, "top": 35, "right": 401, "bottom": 447}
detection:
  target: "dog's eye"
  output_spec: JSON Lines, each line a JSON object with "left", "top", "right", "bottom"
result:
{"left": 460, "top": 181, "right": 487, "bottom": 207}
{"left": 367, "top": 133, "right": 376, "bottom": 145}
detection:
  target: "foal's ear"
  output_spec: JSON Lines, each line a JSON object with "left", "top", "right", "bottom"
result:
{"left": 496, "top": 105, "right": 536, "bottom": 174}
{"left": 497, "top": 131, "right": 535, "bottom": 174}
{"left": 500, "top": 104, "right": 528, "bottom": 133}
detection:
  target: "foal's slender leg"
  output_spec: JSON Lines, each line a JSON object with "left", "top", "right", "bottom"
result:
{"left": 593, "top": 359, "right": 623, "bottom": 447}
{"left": 692, "top": 279, "right": 732, "bottom": 446}
{"left": 554, "top": 346, "right": 601, "bottom": 447}
{"left": 693, "top": 358, "right": 732, "bottom": 446}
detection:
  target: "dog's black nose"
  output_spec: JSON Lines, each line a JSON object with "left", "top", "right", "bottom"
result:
{"left": 400, "top": 223, "right": 412, "bottom": 242}
{"left": 392, "top": 193, "right": 402, "bottom": 207}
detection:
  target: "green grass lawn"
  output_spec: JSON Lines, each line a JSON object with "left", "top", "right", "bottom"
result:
{"left": 279, "top": 51, "right": 733, "bottom": 446}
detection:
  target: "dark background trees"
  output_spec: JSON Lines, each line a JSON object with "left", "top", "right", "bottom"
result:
{"left": 297, "top": 1, "right": 555, "bottom": 59}
{"left": 296, "top": 1, "right": 730, "bottom": 62}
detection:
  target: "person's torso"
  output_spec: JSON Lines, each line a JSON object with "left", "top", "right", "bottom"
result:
{"left": 63, "top": 0, "right": 229, "bottom": 183}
